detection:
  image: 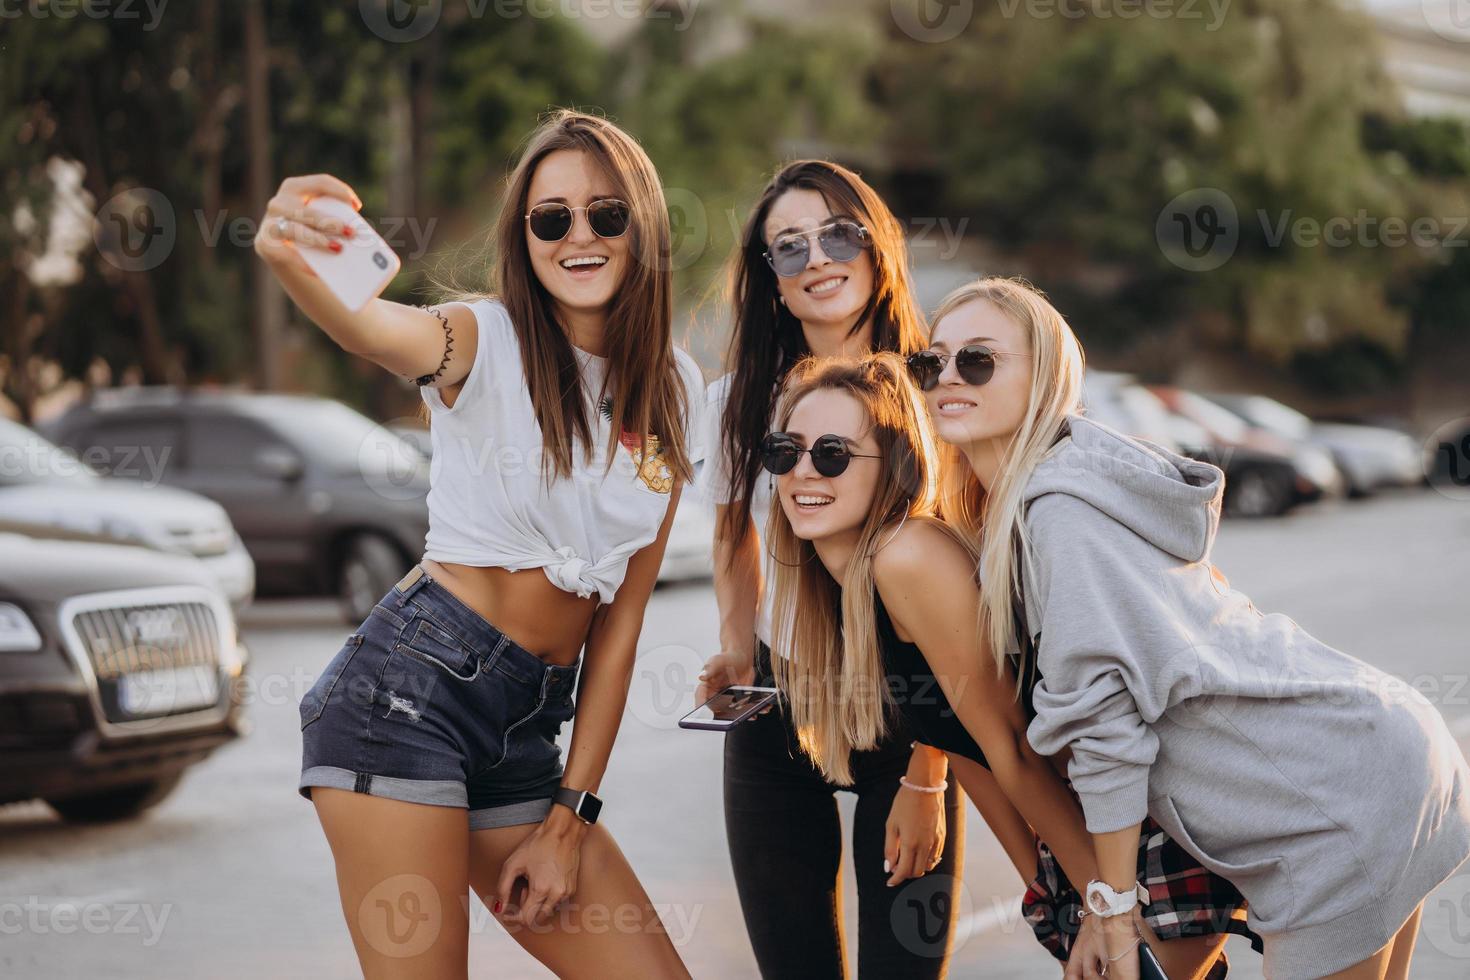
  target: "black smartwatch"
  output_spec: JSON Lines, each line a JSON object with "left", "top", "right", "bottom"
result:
{"left": 552, "top": 786, "right": 603, "bottom": 825}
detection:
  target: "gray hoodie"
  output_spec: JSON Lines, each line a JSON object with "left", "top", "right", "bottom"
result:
{"left": 1018, "top": 414, "right": 1470, "bottom": 973}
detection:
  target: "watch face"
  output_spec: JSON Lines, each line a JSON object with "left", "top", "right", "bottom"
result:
{"left": 578, "top": 793, "right": 603, "bottom": 824}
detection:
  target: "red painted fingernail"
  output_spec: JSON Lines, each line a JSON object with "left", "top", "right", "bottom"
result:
{"left": 341, "top": 226, "right": 354, "bottom": 238}
{"left": 328, "top": 241, "right": 343, "bottom": 253}
{"left": 493, "top": 900, "right": 502, "bottom": 913}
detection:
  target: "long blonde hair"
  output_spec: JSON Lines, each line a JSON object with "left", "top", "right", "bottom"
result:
{"left": 766, "top": 353, "right": 975, "bottom": 784}
{"left": 931, "top": 277, "right": 1085, "bottom": 682}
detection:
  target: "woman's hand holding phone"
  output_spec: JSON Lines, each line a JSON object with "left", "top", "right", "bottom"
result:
{"left": 253, "top": 173, "right": 362, "bottom": 278}
{"left": 694, "top": 647, "right": 756, "bottom": 707}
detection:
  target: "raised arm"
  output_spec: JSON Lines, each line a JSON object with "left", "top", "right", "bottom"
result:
{"left": 252, "top": 173, "right": 477, "bottom": 394}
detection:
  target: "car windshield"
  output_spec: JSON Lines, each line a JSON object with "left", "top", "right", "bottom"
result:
{"left": 0, "top": 417, "right": 101, "bottom": 486}
{"left": 1239, "top": 397, "right": 1313, "bottom": 440}
{"left": 248, "top": 399, "right": 425, "bottom": 478}
{"left": 1179, "top": 392, "right": 1249, "bottom": 442}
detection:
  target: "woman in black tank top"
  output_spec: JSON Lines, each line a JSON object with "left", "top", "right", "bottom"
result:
{"left": 758, "top": 353, "right": 1259, "bottom": 980}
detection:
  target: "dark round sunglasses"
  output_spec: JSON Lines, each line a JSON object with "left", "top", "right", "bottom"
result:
{"left": 763, "top": 218, "right": 872, "bottom": 278}
{"left": 760, "top": 432, "right": 880, "bottom": 478}
{"left": 525, "top": 199, "right": 631, "bottom": 243}
{"left": 905, "top": 344, "right": 1031, "bottom": 392}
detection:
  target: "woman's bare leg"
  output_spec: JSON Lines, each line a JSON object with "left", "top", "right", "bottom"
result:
{"left": 312, "top": 788, "right": 471, "bottom": 980}
{"left": 467, "top": 821, "right": 691, "bottom": 979}
{"left": 1383, "top": 902, "right": 1424, "bottom": 980}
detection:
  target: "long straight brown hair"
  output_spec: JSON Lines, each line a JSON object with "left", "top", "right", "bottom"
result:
{"left": 717, "top": 160, "right": 928, "bottom": 547}
{"left": 450, "top": 109, "right": 693, "bottom": 485}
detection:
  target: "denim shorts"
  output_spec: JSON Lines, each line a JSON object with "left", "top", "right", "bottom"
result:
{"left": 298, "top": 564, "right": 581, "bottom": 829}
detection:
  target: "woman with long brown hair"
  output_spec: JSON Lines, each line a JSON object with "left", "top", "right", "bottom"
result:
{"left": 254, "top": 110, "right": 700, "bottom": 978}
{"left": 694, "top": 160, "right": 965, "bottom": 977}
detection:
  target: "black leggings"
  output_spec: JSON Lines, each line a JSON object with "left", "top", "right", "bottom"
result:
{"left": 723, "top": 645, "right": 965, "bottom": 979}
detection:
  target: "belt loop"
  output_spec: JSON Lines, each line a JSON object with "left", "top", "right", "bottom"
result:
{"left": 393, "top": 564, "right": 428, "bottom": 606}
{"left": 483, "top": 633, "right": 509, "bottom": 671}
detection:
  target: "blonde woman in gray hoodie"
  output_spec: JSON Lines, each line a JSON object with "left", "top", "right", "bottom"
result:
{"left": 912, "top": 276, "right": 1470, "bottom": 980}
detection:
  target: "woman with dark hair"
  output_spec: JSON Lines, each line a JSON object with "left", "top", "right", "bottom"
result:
{"left": 255, "top": 110, "right": 700, "bottom": 978}
{"left": 694, "top": 160, "right": 966, "bottom": 977}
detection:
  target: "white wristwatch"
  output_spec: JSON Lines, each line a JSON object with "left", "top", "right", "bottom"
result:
{"left": 1084, "top": 879, "right": 1149, "bottom": 918}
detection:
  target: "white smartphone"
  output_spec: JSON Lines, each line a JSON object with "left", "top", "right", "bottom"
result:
{"left": 295, "top": 196, "right": 401, "bottom": 311}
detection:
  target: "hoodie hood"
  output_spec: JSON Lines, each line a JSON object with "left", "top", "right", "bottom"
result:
{"left": 1022, "top": 414, "right": 1224, "bottom": 563}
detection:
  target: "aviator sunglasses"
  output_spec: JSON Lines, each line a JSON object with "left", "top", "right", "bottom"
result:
{"left": 525, "top": 198, "right": 632, "bottom": 243}
{"left": 763, "top": 218, "right": 872, "bottom": 278}
{"left": 760, "top": 432, "right": 881, "bottom": 478}
{"left": 905, "top": 344, "right": 1032, "bottom": 392}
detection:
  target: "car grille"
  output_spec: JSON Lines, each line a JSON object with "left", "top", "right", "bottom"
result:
{"left": 62, "top": 590, "right": 227, "bottom": 729}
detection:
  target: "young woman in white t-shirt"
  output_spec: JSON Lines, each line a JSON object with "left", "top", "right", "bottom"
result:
{"left": 254, "top": 110, "right": 700, "bottom": 979}
{"left": 693, "top": 159, "right": 967, "bottom": 976}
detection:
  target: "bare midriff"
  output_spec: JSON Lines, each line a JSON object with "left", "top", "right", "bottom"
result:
{"left": 422, "top": 559, "right": 599, "bottom": 667}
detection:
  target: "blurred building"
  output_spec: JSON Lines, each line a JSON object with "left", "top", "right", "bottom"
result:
{"left": 1368, "top": 1, "right": 1470, "bottom": 117}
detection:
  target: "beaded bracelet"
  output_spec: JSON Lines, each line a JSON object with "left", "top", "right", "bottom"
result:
{"left": 413, "top": 306, "right": 453, "bottom": 386}
{"left": 898, "top": 776, "right": 948, "bottom": 794}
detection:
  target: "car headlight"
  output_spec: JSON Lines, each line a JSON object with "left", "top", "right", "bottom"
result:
{"left": 0, "top": 602, "right": 43, "bottom": 652}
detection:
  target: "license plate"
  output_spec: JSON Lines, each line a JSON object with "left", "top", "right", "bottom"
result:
{"left": 118, "top": 665, "right": 220, "bottom": 716}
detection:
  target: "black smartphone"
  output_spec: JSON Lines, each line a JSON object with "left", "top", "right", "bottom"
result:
{"left": 1138, "top": 938, "right": 1171, "bottom": 980}
{"left": 678, "top": 685, "right": 779, "bottom": 731}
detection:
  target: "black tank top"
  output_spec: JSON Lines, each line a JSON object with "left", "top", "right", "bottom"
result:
{"left": 873, "top": 588, "right": 1042, "bottom": 771}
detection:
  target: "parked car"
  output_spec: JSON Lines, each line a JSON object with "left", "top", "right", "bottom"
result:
{"left": 1202, "top": 393, "right": 1419, "bottom": 496}
{"left": 43, "top": 389, "right": 429, "bottom": 623}
{"left": 0, "top": 526, "right": 249, "bottom": 821}
{"left": 1149, "top": 385, "right": 1341, "bottom": 517}
{"left": 393, "top": 420, "right": 713, "bottom": 584}
{"left": 1084, "top": 373, "right": 1313, "bottom": 518}
{"left": 0, "top": 416, "right": 255, "bottom": 612}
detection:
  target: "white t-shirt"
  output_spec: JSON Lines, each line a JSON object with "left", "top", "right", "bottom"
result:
{"left": 700, "top": 372, "right": 780, "bottom": 650}
{"left": 420, "top": 298, "right": 705, "bottom": 605}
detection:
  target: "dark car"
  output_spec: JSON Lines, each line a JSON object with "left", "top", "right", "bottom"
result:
{"left": 44, "top": 388, "right": 429, "bottom": 623}
{"left": 0, "top": 525, "right": 249, "bottom": 821}
{"left": 1149, "top": 385, "right": 1336, "bottom": 517}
